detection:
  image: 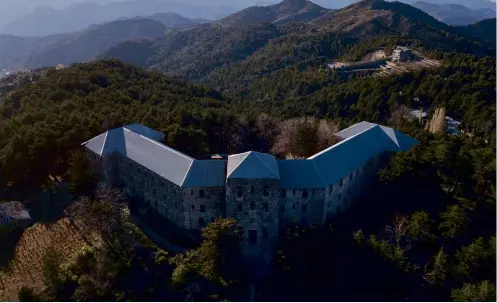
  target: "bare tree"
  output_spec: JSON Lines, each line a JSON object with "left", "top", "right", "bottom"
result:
{"left": 388, "top": 104, "right": 411, "bottom": 126}
{"left": 256, "top": 113, "right": 280, "bottom": 147}
{"left": 426, "top": 106, "right": 446, "bottom": 134}
{"left": 317, "top": 120, "right": 341, "bottom": 150}
{"left": 272, "top": 117, "right": 341, "bottom": 158}
{"left": 384, "top": 214, "right": 410, "bottom": 245}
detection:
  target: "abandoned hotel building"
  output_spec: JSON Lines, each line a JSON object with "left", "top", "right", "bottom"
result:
{"left": 83, "top": 122, "right": 419, "bottom": 256}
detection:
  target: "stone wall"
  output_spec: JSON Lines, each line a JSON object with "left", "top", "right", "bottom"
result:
{"left": 117, "top": 154, "right": 185, "bottom": 228}
{"left": 88, "top": 149, "right": 391, "bottom": 259}
{"left": 182, "top": 187, "right": 225, "bottom": 230}
{"left": 226, "top": 178, "right": 280, "bottom": 258}
{"left": 279, "top": 188, "right": 324, "bottom": 227}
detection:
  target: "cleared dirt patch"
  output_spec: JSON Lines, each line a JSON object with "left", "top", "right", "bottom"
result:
{"left": 0, "top": 218, "right": 89, "bottom": 301}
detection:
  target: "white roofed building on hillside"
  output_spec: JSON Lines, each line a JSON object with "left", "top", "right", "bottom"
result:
{"left": 83, "top": 122, "right": 419, "bottom": 258}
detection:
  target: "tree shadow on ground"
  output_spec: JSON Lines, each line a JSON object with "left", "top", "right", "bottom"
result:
{"left": 257, "top": 225, "right": 443, "bottom": 302}
{"left": 256, "top": 176, "right": 451, "bottom": 302}
{"left": 0, "top": 227, "right": 24, "bottom": 270}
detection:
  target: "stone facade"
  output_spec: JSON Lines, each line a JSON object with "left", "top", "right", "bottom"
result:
{"left": 88, "top": 150, "right": 384, "bottom": 258}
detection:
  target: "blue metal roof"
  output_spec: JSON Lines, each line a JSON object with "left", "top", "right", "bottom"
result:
{"left": 183, "top": 160, "right": 227, "bottom": 187}
{"left": 124, "top": 123, "right": 165, "bottom": 142}
{"left": 334, "top": 121, "right": 377, "bottom": 140}
{"left": 83, "top": 122, "right": 418, "bottom": 189}
{"left": 227, "top": 151, "right": 280, "bottom": 180}
{"left": 278, "top": 160, "right": 325, "bottom": 189}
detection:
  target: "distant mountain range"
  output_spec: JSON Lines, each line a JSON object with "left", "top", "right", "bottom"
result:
{"left": 0, "top": 14, "right": 205, "bottom": 69}
{"left": 0, "top": 0, "right": 234, "bottom": 37}
{"left": 458, "top": 18, "right": 497, "bottom": 45}
{"left": 399, "top": 0, "right": 496, "bottom": 10}
{"left": 411, "top": 1, "right": 495, "bottom": 25}
{"left": 98, "top": 0, "right": 495, "bottom": 87}
{"left": 218, "top": 0, "right": 329, "bottom": 26}
{"left": 0, "top": 0, "right": 494, "bottom": 72}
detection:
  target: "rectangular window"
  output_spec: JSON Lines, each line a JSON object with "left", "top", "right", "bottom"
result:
{"left": 340, "top": 178, "right": 343, "bottom": 187}
{"left": 190, "top": 189, "right": 194, "bottom": 196}
{"left": 302, "top": 189, "right": 308, "bottom": 198}
{"left": 237, "top": 203, "right": 243, "bottom": 212}
{"left": 199, "top": 217, "right": 205, "bottom": 227}
{"left": 250, "top": 201, "right": 255, "bottom": 210}
{"left": 302, "top": 204, "right": 308, "bottom": 213}
{"left": 206, "top": 190, "right": 211, "bottom": 199}
{"left": 349, "top": 173, "right": 353, "bottom": 182}
{"left": 249, "top": 230, "right": 257, "bottom": 246}
{"left": 262, "top": 228, "right": 268, "bottom": 241}
{"left": 200, "top": 205, "right": 206, "bottom": 213}
{"left": 250, "top": 186, "right": 254, "bottom": 193}
{"left": 279, "top": 204, "right": 285, "bottom": 213}
{"left": 329, "top": 185, "right": 333, "bottom": 194}
{"left": 312, "top": 189, "right": 315, "bottom": 195}
{"left": 280, "top": 189, "right": 286, "bottom": 198}
{"left": 236, "top": 186, "right": 243, "bottom": 198}
{"left": 263, "top": 186, "right": 269, "bottom": 197}
{"left": 199, "top": 190, "right": 205, "bottom": 198}
{"left": 191, "top": 205, "right": 195, "bottom": 210}
{"left": 263, "top": 202, "right": 268, "bottom": 212}
{"left": 293, "top": 189, "right": 296, "bottom": 195}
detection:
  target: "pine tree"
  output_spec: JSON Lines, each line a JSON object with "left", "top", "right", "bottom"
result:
{"left": 423, "top": 247, "right": 448, "bottom": 286}
{"left": 450, "top": 281, "right": 496, "bottom": 302}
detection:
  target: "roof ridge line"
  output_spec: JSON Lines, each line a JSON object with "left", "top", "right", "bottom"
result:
{"left": 226, "top": 152, "right": 250, "bottom": 178}
{"left": 124, "top": 128, "right": 195, "bottom": 161}
{"left": 100, "top": 131, "right": 109, "bottom": 156}
{"left": 311, "top": 159, "right": 326, "bottom": 187}
{"left": 181, "top": 160, "right": 196, "bottom": 187}
{"left": 253, "top": 152, "right": 279, "bottom": 178}
{"left": 308, "top": 124, "right": 379, "bottom": 159}
{"left": 379, "top": 125, "right": 400, "bottom": 149}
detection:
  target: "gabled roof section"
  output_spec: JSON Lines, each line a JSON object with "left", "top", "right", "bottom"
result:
{"left": 278, "top": 160, "right": 325, "bottom": 189}
{"left": 227, "top": 151, "right": 280, "bottom": 179}
{"left": 102, "top": 128, "right": 127, "bottom": 156}
{"left": 334, "top": 121, "right": 377, "bottom": 140}
{"left": 82, "top": 124, "right": 195, "bottom": 187}
{"left": 379, "top": 125, "right": 419, "bottom": 151}
{"left": 122, "top": 129, "right": 194, "bottom": 187}
{"left": 124, "top": 123, "right": 165, "bottom": 142}
{"left": 308, "top": 122, "right": 419, "bottom": 187}
{"left": 82, "top": 128, "right": 127, "bottom": 156}
{"left": 182, "top": 160, "right": 227, "bottom": 188}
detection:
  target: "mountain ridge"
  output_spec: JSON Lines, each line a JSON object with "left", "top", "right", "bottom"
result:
{"left": 1, "top": 0, "right": 235, "bottom": 37}
{"left": 411, "top": 1, "right": 496, "bottom": 25}
{"left": 218, "top": 0, "right": 329, "bottom": 26}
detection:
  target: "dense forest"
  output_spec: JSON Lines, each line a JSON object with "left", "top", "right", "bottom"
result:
{"left": 0, "top": 55, "right": 494, "bottom": 301}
